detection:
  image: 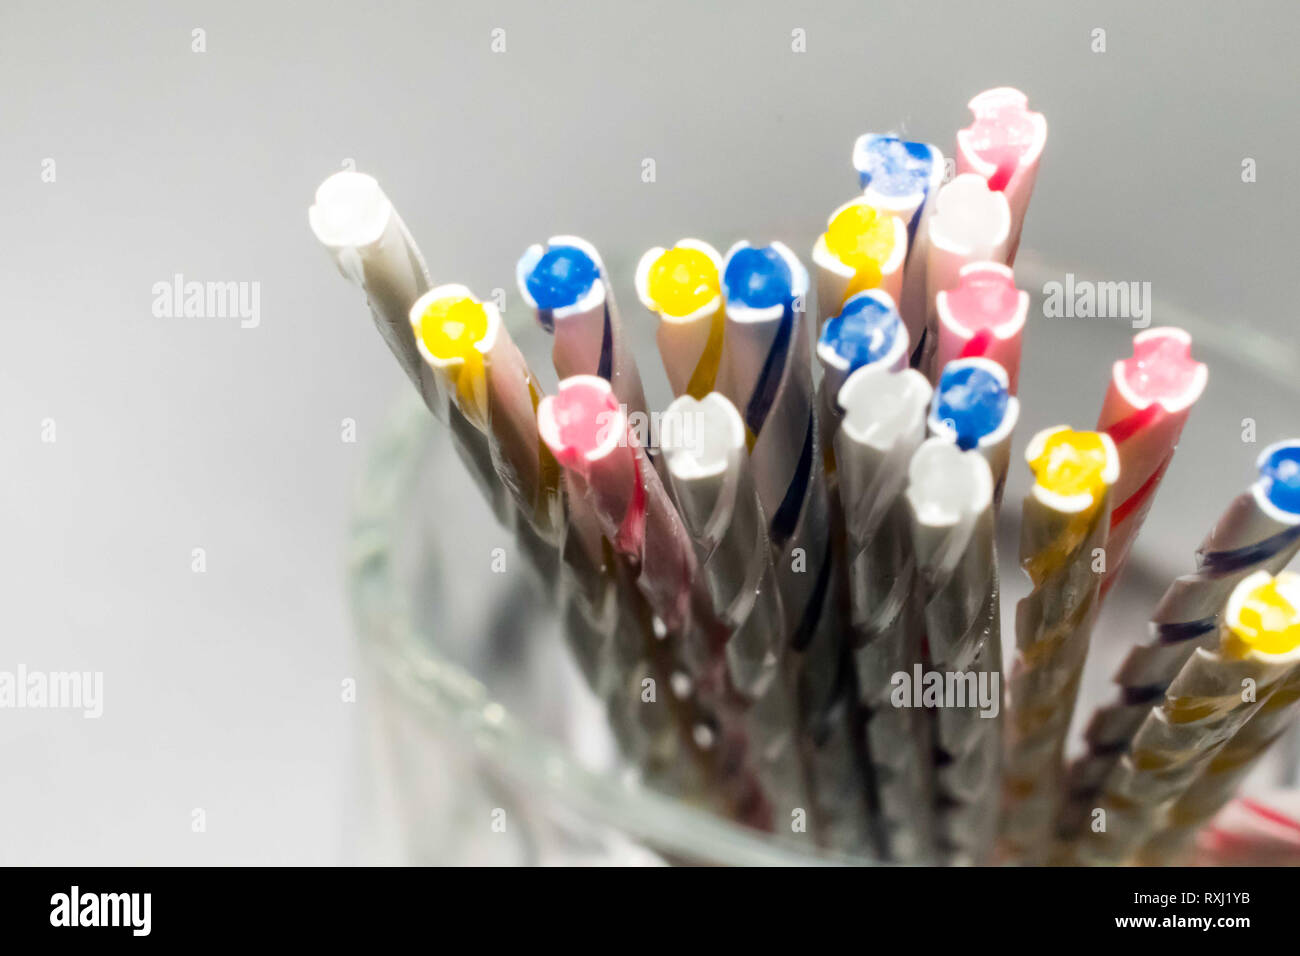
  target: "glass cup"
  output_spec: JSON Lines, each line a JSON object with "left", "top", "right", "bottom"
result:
{"left": 347, "top": 252, "right": 1300, "bottom": 865}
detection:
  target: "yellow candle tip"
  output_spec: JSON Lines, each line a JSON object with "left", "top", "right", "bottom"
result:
{"left": 418, "top": 296, "right": 489, "bottom": 360}
{"left": 1230, "top": 578, "right": 1300, "bottom": 656}
{"left": 647, "top": 248, "right": 718, "bottom": 317}
{"left": 825, "top": 204, "right": 896, "bottom": 271}
{"left": 1029, "top": 429, "right": 1108, "bottom": 499}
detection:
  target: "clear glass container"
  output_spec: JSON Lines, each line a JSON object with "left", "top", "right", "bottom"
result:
{"left": 347, "top": 253, "right": 1300, "bottom": 865}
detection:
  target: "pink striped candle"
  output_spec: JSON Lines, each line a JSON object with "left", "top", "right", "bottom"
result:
{"left": 933, "top": 261, "right": 1030, "bottom": 393}
{"left": 1097, "top": 327, "right": 1208, "bottom": 598}
{"left": 955, "top": 88, "right": 1047, "bottom": 265}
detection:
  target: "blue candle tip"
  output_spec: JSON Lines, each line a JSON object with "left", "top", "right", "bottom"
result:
{"left": 856, "top": 135, "right": 935, "bottom": 198}
{"left": 935, "top": 364, "right": 1009, "bottom": 451}
{"left": 819, "top": 294, "right": 901, "bottom": 373}
{"left": 723, "top": 246, "right": 792, "bottom": 309}
{"left": 525, "top": 244, "right": 599, "bottom": 310}
{"left": 1260, "top": 442, "right": 1300, "bottom": 515}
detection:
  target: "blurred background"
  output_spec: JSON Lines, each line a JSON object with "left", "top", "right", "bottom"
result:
{"left": 1, "top": 0, "right": 1296, "bottom": 864}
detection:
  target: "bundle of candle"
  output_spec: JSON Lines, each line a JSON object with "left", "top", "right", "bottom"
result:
{"left": 309, "top": 87, "right": 1300, "bottom": 865}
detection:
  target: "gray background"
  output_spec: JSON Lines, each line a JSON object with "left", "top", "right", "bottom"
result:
{"left": 1, "top": 0, "right": 1296, "bottom": 864}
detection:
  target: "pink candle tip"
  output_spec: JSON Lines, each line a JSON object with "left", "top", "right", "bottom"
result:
{"left": 960, "top": 88, "right": 1044, "bottom": 191}
{"left": 944, "top": 263, "right": 1023, "bottom": 331}
{"left": 1117, "top": 328, "right": 1208, "bottom": 410}
{"left": 538, "top": 375, "right": 623, "bottom": 467}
